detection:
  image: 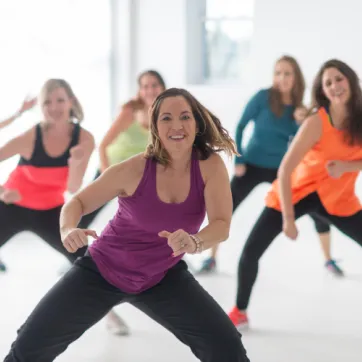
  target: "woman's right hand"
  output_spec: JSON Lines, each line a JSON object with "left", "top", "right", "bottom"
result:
{"left": 234, "top": 164, "right": 247, "bottom": 177}
{"left": 61, "top": 228, "right": 98, "bottom": 253}
{"left": 19, "top": 97, "right": 37, "bottom": 115}
{"left": 282, "top": 218, "right": 298, "bottom": 240}
{"left": 0, "top": 189, "right": 21, "bottom": 204}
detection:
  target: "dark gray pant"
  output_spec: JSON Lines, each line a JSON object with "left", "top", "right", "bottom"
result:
{"left": 237, "top": 192, "right": 362, "bottom": 310}
{"left": 231, "top": 163, "right": 331, "bottom": 233}
{"left": 5, "top": 255, "right": 250, "bottom": 362}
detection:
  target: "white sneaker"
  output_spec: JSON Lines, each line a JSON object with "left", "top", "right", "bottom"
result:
{"left": 106, "top": 309, "right": 130, "bottom": 336}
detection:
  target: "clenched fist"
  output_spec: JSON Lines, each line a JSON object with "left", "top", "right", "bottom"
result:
{"left": 61, "top": 228, "right": 98, "bottom": 253}
{"left": 158, "top": 229, "right": 197, "bottom": 257}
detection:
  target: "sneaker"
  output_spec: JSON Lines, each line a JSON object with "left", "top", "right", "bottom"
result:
{"left": 106, "top": 309, "right": 130, "bottom": 336}
{"left": 325, "top": 259, "right": 344, "bottom": 277}
{"left": 198, "top": 257, "right": 216, "bottom": 274}
{"left": 0, "top": 259, "right": 7, "bottom": 272}
{"left": 228, "top": 306, "right": 249, "bottom": 330}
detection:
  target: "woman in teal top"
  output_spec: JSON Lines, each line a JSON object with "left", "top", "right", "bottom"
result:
{"left": 200, "top": 56, "right": 342, "bottom": 276}
{"left": 78, "top": 70, "right": 166, "bottom": 336}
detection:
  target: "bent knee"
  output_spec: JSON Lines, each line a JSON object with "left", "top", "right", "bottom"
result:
{"left": 207, "top": 333, "right": 249, "bottom": 362}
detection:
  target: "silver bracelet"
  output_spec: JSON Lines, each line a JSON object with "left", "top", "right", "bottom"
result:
{"left": 189, "top": 234, "right": 204, "bottom": 254}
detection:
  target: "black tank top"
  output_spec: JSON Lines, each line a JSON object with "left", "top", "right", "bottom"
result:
{"left": 4, "top": 123, "right": 81, "bottom": 210}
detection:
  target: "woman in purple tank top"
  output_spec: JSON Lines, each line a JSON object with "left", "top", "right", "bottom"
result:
{"left": 4, "top": 88, "right": 250, "bottom": 362}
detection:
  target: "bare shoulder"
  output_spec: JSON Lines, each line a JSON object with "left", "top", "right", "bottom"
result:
{"left": 119, "top": 152, "right": 147, "bottom": 175}
{"left": 296, "top": 112, "right": 323, "bottom": 141}
{"left": 199, "top": 153, "right": 227, "bottom": 184}
{"left": 105, "top": 153, "right": 147, "bottom": 195}
{"left": 302, "top": 112, "right": 323, "bottom": 130}
{"left": 79, "top": 126, "right": 95, "bottom": 145}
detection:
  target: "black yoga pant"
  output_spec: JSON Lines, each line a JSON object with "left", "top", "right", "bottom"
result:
{"left": 236, "top": 192, "right": 362, "bottom": 310}
{"left": 231, "top": 163, "right": 331, "bottom": 233}
{"left": 5, "top": 255, "right": 249, "bottom": 362}
{"left": 0, "top": 202, "right": 86, "bottom": 263}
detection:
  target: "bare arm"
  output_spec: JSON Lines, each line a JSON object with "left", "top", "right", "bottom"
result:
{"left": 195, "top": 154, "right": 232, "bottom": 249}
{"left": 0, "top": 128, "right": 34, "bottom": 163}
{"left": 67, "top": 129, "right": 95, "bottom": 193}
{"left": 0, "top": 98, "right": 37, "bottom": 130}
{"left": 341, "top": 160, "right": 362, "bottom": 172}
{"left": 0, "top": 128, "right": 34, "bottom": 198}
{"left": 0, "top": 114, "right": 20, "bottom": 130}
{"left": 99, "top": 105, "right": 134, "bottom": 172}
{"left": 60, "top": 155, "right": 144, "bottom": 234}
{"left": 278, "top": 114, "right": 322, "bottom": 221}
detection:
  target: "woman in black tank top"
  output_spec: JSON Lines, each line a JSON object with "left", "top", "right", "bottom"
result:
{"left": 0, "top": 79, "right": 93, "bottom": 271}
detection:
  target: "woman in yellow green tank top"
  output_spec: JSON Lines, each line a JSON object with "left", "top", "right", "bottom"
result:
{"left": 78, "top": 70, "right": 166, "bottom": 336}
{"left": 99, "top": 70, "right": 166, "bottom": 171}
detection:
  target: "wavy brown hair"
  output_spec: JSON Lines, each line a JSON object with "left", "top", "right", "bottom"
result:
{"left": 311, "top": 59, "right": 362, "bottom": 145}
{"left": 124, "top": 70, "right": 166, "bottom": 111}
{"left": 269, "top": 55, "right": 305, "bottom": 117}
{"left": 145, "top": 88, "right": 237, "bottom": 166}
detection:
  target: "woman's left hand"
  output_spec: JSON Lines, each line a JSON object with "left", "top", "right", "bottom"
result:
{"left": 293, "top": 106, "right": 308, "bottom": 124}
{"left": 19, "top": 97, "right": 37, "bottom": 114}
{"left": 68, "top": 145, "right": 85, "bottom": 166}
{"left": 158, "top": 229, "right": 196, "bottom": 257}
{"left": 326, "top": 160, "right": 347, "bottom": 178}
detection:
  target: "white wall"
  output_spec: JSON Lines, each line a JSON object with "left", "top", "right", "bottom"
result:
{"left": 130, "top": 0, "right": 362, "bottom": 136}
{"left": 250, "top": 0, "right": 362, "bottom": 95}
{"left": 135, "top": 0, "right": 187, "bottom": 88}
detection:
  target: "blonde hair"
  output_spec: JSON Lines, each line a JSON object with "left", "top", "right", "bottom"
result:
{"left": 39, "top": 79, "right": 84, "bottom": 122}
{"left": 145, "top": 88, "right": 237, "bottom": 166}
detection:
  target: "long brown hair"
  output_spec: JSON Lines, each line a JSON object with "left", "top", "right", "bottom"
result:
{"left": 124, "top": 70, "right": 166, "bottom": 111}
{"left": 269, "top": 55, "right": 305, "bottom": 117}
{"left": 311, "top": 59, "right": 362, "bottom": 145}
{"left": 145, "top": 88, "right": 237, "bottom": 166}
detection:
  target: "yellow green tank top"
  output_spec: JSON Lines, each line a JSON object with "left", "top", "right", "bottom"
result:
{"left": 106, "top": 121, "right": 149, "bottom": 166}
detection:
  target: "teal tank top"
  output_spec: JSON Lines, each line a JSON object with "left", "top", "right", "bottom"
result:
{"left": 106, "top": 121, "right": 149, "bottom": 165}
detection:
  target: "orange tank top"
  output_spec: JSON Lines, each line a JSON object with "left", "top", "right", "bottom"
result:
{"left": 266, "top": 107, "right": 362, "bottom": 216}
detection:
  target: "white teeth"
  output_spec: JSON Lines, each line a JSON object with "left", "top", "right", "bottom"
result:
{"left": 169, "top": 135, "right": 184, "bottom": 139}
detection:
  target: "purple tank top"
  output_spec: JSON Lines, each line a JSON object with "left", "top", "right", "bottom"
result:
{"left": 89, "top": 151, "right": 206, "bottom": 293}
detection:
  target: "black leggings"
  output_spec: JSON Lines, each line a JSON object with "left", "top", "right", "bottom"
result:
{"left": 237, "top": 192, "right": 362, "bottom": 310}
{"left": 5, "top": 255, "right": 249, "bottom": 362}
{"left": 0, "top": 202, "right": 87, "bottom": 264}
{"left": 231, "top": 163, "right": 330, "bottom": 233}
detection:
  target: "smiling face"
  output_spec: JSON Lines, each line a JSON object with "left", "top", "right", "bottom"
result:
{"left": 42, "top": 86, "right": 74, "bottom": 124}
{"left": 321, "top": 67, "right": 351, "bottom": 106}
{"left": 156, "top": 96, "right": 197, "bottom": 157}
{"left": 139, "top": 74, "right": 165, "bottom": 107}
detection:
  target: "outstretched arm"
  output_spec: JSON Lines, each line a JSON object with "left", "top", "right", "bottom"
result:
{"left": 60, "top": 155, "right": 144, "bottom": 234}
{"left": 278, "top": 114, "right": 322, "bottom": 224}
{"left": 0, "top": 98, "right": 37, "bottom": 130}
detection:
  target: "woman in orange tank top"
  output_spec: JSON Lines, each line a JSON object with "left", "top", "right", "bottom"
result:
{"left": 228, "top": 59, "right": 362, "bottom": 330}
